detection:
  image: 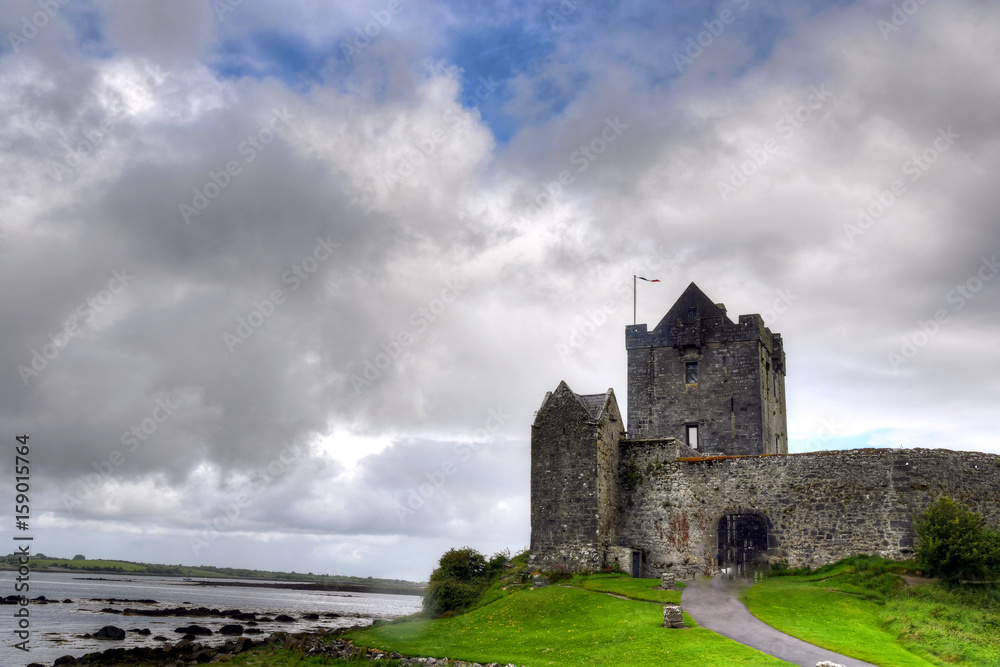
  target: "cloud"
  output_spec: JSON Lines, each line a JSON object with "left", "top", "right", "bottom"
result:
{"left": 1, "top": 0, "right": 998, "bottom": 579}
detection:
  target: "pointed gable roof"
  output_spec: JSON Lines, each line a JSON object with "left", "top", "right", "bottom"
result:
{"left": 653, "top": 282, "right": 732, "bottom": 332}
{"left": 534, "top": 381, "right": 618, "bottom": 424}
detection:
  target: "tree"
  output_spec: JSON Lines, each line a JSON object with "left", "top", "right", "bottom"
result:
{"left": 912, "top": 496, "right": 1000, "bottom": 586}
{"left": 72, "top": 554, "right": 86, "bottom": 560}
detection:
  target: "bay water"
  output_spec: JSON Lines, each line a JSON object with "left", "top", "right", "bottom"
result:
{"left": 1, "top": 570, "right": 422, "bottom": 667}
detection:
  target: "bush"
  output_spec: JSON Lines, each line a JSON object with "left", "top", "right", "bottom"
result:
{"left": 912, "top": 497, "right": 1000, "bottom": 586}
{"left": 423, "top": 547, "right": 510, "bottom": 617}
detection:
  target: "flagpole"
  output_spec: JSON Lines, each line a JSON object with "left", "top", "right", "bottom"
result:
{"left": 633, "top": 275, "right": 636, "bottom": 325}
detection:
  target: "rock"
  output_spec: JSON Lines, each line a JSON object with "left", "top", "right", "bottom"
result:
{"left": 302, "top": 612, "right": 319, "bottom": 619}
{"left": 189, "top": 648, "right": 217, "bottom": 663}
{"left": 234, "top": 636, "right": 254, "bottom": 653}
{"left": 245, "top": 628, "right": 263, "bottom": 634}
{"left": 176, "top": 624, "right": 213, "bottom": 635}
{"left": 219, "top": 624, "right": 244, "bottom": 635}
{"left": 660, "top": 572, "right": 676, "bottom": 590}
{"left": 531, "top": 575, "right": 550, "bottom": 587}
{"left": 154, "top": 635, "right": 168, "bottom": 641}
{"left": 662, "top": 604, "right": 684, "bottom": 628}
{"left": 275, "top": 614, "right": 295, "bottom": 622}
{"left": 63, "top": 599, "right": 73, "bottom": 603}
{"left": 93, "top": 625, "right": 126, "bottom": 640}
{"left": 53, "top": 656, "right": 77, "bottom": 665}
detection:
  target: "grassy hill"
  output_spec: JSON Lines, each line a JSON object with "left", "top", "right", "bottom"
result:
{"left": 743, "top": 555, "right": 1000, "bottom": 666}
{"left": 349, "top": 572, "right": 791, "bottom": 666}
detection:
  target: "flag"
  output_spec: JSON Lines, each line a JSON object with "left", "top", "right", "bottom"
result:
{"left": 637, "top": 277, "right": 660, "bottom": 282}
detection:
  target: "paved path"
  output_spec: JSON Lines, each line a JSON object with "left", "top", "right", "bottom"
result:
{"left": 682, "top": 577, "right": 881, "bottom": 667}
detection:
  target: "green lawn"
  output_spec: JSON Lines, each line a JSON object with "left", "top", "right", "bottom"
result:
{"left": 743, "top": 557, "right": 1000, "bottom": 666}
{"left": 350, "top": 579, "right": 792, "bottom": 666}
{"left": 567, "top": 572, "right": 684, "bottom": 604}
{"left": 743, "top": 575, "right": 935, "bottom": 667}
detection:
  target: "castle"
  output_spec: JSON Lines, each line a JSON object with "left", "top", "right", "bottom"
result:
{"left": 530, "top": 283, "right": 1000, "bottom": 578}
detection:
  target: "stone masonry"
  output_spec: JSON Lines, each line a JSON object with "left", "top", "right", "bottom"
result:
{"left": 530, "top": 282, "right": 1000, "bottom": 576}
{"left": 626, "top": 283, "right": 786, "bottom": 455}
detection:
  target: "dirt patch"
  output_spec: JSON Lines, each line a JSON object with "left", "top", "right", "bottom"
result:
{"left": 900, "top": 574, "right": 937, "bottom": 587}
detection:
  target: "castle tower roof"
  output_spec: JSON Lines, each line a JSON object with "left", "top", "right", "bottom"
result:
{"left": 653, "top": 282, "right": 733, "bottom": 331}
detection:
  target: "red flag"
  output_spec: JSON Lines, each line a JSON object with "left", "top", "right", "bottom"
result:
{"left": 637, "top": 277, "right": 660, "bottom": 282}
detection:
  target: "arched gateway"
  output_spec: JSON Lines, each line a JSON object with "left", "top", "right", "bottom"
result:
{"left": 717, "top": 513, "right": 770, "bottom": 576}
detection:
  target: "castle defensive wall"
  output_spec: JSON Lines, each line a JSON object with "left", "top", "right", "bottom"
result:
{"left": 618, "top": 445, "right": 1000, "bottom": 579}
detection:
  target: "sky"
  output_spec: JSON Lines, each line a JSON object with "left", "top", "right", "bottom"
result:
{"left": 1, "top": 0, "right": 999, "bottom": 582}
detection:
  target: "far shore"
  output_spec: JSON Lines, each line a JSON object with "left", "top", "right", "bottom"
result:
{"left": 1, "top": 566, "right": 427, "bottom": 596}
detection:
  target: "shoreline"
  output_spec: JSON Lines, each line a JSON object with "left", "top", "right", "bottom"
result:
{"left": 1, "top": 566, "right": 427, "bottom": 596}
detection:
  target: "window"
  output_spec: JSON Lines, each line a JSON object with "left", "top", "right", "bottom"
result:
{"left": 722, "top": 355, "right": 730, "bottom": 367}
{"left": 685, "top": 361, "right": 698, "bottom": 384}
{"left": 687, "top": 307, "right": 697, "bottom": 323}
{"left": 686, "top": 424, "right": 699, "bottom": 450}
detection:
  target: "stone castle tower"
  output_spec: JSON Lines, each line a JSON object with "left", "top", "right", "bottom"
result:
{"left": 530, "top": 282, "right": 1000, "bottom": 578}
{"left": 626, "top": 282, "right": 787, "bottom": 455}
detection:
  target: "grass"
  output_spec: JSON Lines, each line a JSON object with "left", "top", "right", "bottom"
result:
{"left": 349, "top": 576, "right": 792, "bottom": 666}
{"left": 743, "top": 555, "right": 1000, "bottom": 666}
{"left": 566, "top": 572, "right": 684, "bottom": 604}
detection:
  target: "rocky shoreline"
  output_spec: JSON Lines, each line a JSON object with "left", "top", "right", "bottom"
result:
{"left": 24, "top": 627, "right": 529, "bottom": 667}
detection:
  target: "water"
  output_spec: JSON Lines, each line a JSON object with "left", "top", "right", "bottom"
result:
{"left": 1, "top": 571, "right": 423, "bottom": 667}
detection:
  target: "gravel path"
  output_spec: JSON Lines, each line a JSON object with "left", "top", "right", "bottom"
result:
{"left": 681, "top": 577, "right": 882, "bottom": 667}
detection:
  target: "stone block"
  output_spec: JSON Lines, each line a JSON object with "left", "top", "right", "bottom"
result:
{"left": 660, "top": 573, "right": 676, "bottom": 590}
{"left": 662, "top": 604, "right": 684, "bottom": 628}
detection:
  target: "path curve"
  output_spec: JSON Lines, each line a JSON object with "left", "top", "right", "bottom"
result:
{"left": 682, "top": 577, "right": 881, "bottom": 667}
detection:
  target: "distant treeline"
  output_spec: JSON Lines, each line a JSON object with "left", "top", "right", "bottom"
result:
{"left": 0, "top": 553, "right": 425, "bottom": 588}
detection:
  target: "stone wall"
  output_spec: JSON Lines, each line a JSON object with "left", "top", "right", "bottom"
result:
{"left": 617, "top": 446, "right": 1000, "bottom": 579}
{"left": 595, "top": 396, "right": 624, "bottom": 551}
{"left": 530, "top": 382, "right": 623, "bottom": 572}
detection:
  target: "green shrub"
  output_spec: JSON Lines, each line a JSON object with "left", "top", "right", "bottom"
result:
{"left": 912, "top": 497, "right": 1000, "bottom": 586}
{"left": 423, "top": 547, "right": 511, "bottom": 617}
